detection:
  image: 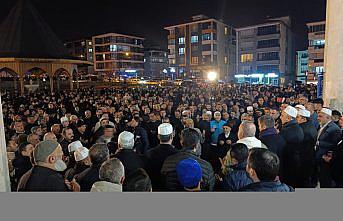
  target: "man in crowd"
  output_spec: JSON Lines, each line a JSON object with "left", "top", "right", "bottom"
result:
{"left": 18, "top": 140, "right": 79, "bottom": 192}
{"left": 161, "top": 128, "right": 215, "bottom": 191}
{"left": 210, "top": 112, "right": 227, "bottom": 146}
{"left": 146, "top": 123, "right": 178, "bottom": 191}
{"left": 240, "top": 148, "right": 294, "bottom": 192}
{"left": 113, "top": 131, "right": 145, "bottom": 177}
{"left": 237, "top": 121, "right": 266, "bottom": 149}
{"left": 315, "top": 108, "right": 342, "bottom": 187}
{"left": 91, "top": 158, "right": 125, "bottom": 192}
{"left": 76, "top": 143, "right": 109, "bottom": 191}
{"left": 176, "top": 158, "right": 202, "bottom": 192}
{"left": 296, "top": 109, "right": 318, "bottom": 187}
{"left": 280, "top": 106, "right": 304, "bottom": 188}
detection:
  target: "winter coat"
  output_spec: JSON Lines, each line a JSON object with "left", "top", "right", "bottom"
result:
{"left": 145, "top": 144, "right": 178, "bottom": 191}
{"left": 161, "top": 150, "right": 215, "bottom": 191}
{"left": 239, "top": 181, "right": 294, "bottom": 192}
{"left": 316, "top": 121, "right": 342, "bottom": 161}
{"left": 113, "top": 149, "right": 145, "bottom": 177}
{"left": 280, "top": 120, "right": 304, "bottom": 188}
{"left": 237, "top": 137, "right": 267, "bottom": 149}
{"left": 75, "top": 164, "right": 102, "bottom": 192}
{"left": 18, "top": 166, "right": 69, "bottom": 192}
{"left": 221, "top": 162, "right": 253, "bottom": 191}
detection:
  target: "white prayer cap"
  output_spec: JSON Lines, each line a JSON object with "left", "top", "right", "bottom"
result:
{"left": 247, "top": 106, "right": 254, "bottom": 111}
{"left": 206, "top": 111, "right": 212, "bottom": 116}
{"left": 214, "top": 111, "right": 221, "bottom": 116}
{"left": 298, "top": 109, "right": 311, "bottom": 118}
{"left": 321, "top": 108, "right": 332, "bottom": 116}
{"left": 295, "top": 105, "right": 306, "bottom": 110}
{"left": 68, "top": 140, "right": 83, "bottom": 153}
{"left": 118, "top": 131, "right": 135, "bottom": 149}
{"left": 74, "top": 146, "right": 89, "bottom": 162}
{"left": 158, "top": 123, "right": 173, "bottom": 136}
{"left": 284, "top": 106, "right": 298, "bottom": 118}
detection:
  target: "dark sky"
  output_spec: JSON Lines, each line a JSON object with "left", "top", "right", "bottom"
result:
{"left": 0, "top": 0, "right": 326, "bottom": 50}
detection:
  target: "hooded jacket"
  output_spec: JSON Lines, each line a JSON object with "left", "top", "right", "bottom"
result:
{"left": 240, "top": 180, "right": 294, "bottom": 192}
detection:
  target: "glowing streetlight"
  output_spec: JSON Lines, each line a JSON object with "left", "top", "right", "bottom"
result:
{"left": 207, "top": 71, "right": 218, "bottom": 81}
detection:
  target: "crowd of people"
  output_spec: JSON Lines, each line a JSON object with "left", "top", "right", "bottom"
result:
{"left": 2, "top": 82, "right": 343, "bottom": 192}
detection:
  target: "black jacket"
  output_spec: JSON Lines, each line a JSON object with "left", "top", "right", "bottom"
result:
{"left": 12, "top": 154, "right": 32, "bottom": 183}
{"left": 221, "top": 162, "right": 253, "bottom": 191}
{"left": 331, "top": 140, "right": 343, "bottom": 187}
{"left": 113, "top": 149, "right": 145, "bottom": 177}
{"left": 75, "top": 164, "right": 102, "bottom": 192}
{"left": 259, "top": 127, "right": 286, "bottom": 179}
{"left": 316, "top": 121, "right": 342, "bottom": 161}
{"left": 59, "top": 139, "right": 72, "bottom": 156}
{"left": 239, "top": 181, "right": 294, "bottom": 192}
{"left": 161, "top": 150, "right": 215, "bottom": 191}
{"left": 299, "top": 120, "right": 318, "bottom": 187}
{"left": 133, "top": 126, "right": 150, "bottom": 154}
{"left": 280, "top": 120, "right": 304, "bottom": 188}
{"left": 145, "top": 144, "right": 178, "bottom": 191}
{"left": 18, "top": 166, "right": 69, "bottom": 192}
{"left": 65, "top": 163, "right": 89, "bottom": 182}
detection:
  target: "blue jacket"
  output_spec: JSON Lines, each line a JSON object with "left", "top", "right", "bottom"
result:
{"left": 240, "top": 181, "right": 294, "bottom": 192}
{"left": 210, "top": 120, "right": 226, "bottom": 144}
{"left": 221, "top": 162, "right": 253, "bottom": 191}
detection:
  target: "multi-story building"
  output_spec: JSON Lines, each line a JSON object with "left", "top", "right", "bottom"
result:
{"left": 164, "top": 15, "right": 236, "bottom": 81}
{"left": 144, "top": 48, "right": 168, "bottom": 79}
{"left": 307, "top": 21, "right": 325, "bottom": 84}
{"left": 236, "top": 16, "right": 295, "bottom": 86}
{"left": 64, "top": 39, "right": 94, "bottom": 75}
{"left": 64, "top": 39, "right": 94, "bottom": 62}
{"left": 92, "top": 33, "right": 144, "bottom": 77}
{"left": 296, "top": 50, "right": 309, "bottom": 83}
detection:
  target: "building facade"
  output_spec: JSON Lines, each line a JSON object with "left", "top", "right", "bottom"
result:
{"left": 65, "top": 39, "right": 94, "bottom": 62}
{"left": 307, "top": 21, "right": 325, "bottom": 84}
{"left": 165, "top": 15, "right": 236, "bottom": 81}
{"left": 144, "top": 48, "right": 168, "bottom": 79}
{"left": 296, "top": 50, "right": 308, "bottom": 83}
{"left": 236, "top": 16, "right": 295, "bottom": 86}
{"left": 92, "top": 33, "right": 144, "bottom": 77}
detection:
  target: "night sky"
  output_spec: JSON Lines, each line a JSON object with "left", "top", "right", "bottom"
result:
{"left": 0, "top": 0, "right": 326, "bottom": 50}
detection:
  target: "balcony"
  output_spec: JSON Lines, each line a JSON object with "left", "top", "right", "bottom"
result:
{"left": 202, "top": 28, "right": 216, "bottom": 34}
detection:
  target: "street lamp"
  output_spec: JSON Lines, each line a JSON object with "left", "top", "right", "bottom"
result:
{"left": 207, "top": 71, "right": 218, "bottom": 81}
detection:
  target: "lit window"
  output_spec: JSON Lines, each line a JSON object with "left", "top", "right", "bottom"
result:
{"left": 191, "top": 36, "right": 199, "bottom": 43}
{"left": 81, "top": 41, "right": 85, "bottom": 46}
{"left": 202, "top": 34, "right": 211, "bottom": 41}
{"left": 110, "top": 45, "right": 117, "bottom": 52}
{"left": 241, "top": 53, "right": 253, "bottom": 62}
{"left": 88, "top": 48, "right": 93, "bottom": 53}
{"left": 224, "top": 56, "right": 228, "bottom": 64}
{"left": 315, "top": 66, "right": 324, "bottom": 73}
{"left": 191, "top": 57, "right": 198, "bottom": 64}
{"left": 225, "top": 27, "right": 228, "bottom": 35}
{"left": 88, "top": 41, "right": 92, "bottom": 46}
{"left": 179, "top": 48, "right": 185, "bottom": 55}
{"left": 178, "top": 37, "right": 185, "bottom": 44}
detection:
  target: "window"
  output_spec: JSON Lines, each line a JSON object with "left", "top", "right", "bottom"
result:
{"left": 178, "top": 47, "right": 185, "bottom": 55}
{"left": 309, "top": 24, "right": 326, "bottom": 33}
{"left": 257, "top": 25, "right": 280, "bottom": 36}
{"left": 191, "top": 45, "right": 199, "bottom": 52}
{"left": 256, "top": 65, "right": 279, "bottom": 73}
{"left": 239, "top": 29, "right": 254, "bottom": 38}
{"left": 241, "top": 53, "right": 254, "bottom": 62}
{"left": 225, "top": 27, "right": 228, "bottom": 35}
{"left": 224, "top": 56, "right": 228, "bottom": 64}
{"left": 202, "top": 22, "right": 211, "bottom": 30}
{"left": 241, "top": 65, "right": 252, "bottom": 74}
{"left": 191, "top": 36, "right": 199, "bottom": 43}
{"left": 257, "top": 39, "right": 279, "bottom": 48}
{"left": 202, "top": 55, "right": 211, "bottom": 64}
{"left": 94, "top": 38, "right": 103, "bottom": 44}
{"left": 257, "top": 52, "right": 279, "bottom": 61}
{"left": 191, "top": 24, "right": 198, "bottom": 33}
{"left": 202, "top": 33, "right": 211, "bottom": 41}
{"left": 168, "top": 38, "right": 175, "bottom": 45}
{"left": 110, "top": 45, "right": 117, "bottom": 52}
{"left": 88, "top": 48, "right": 93, "bottom": 53}
{"left": 88, "top": 41, "right": 92, "bottom": 46}
{"left": 191, "top": 57, "right": 199, "bottom": 64}
{"left": 178, "top": 37, "right": 185, "bottom": 44}
{"left": 202, "top": 44, "right": 211, "bottom": 51}
{"left": 310, "top": 39, "right": 325, "bottom": 49}
{"left": 169, "top": 59, "right": 176, "bottom": 65}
